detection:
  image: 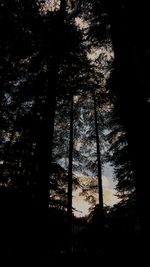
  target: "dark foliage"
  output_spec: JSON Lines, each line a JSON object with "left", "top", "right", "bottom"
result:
{"left": 0, "top": 0, "right": 149, "bottom": 264}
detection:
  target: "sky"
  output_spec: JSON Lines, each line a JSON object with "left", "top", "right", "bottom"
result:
{"left": 73, "top": 163, "right": 120, "bottom": 217}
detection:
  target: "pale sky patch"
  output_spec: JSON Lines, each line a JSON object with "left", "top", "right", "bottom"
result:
{"left": 73, "top": 173, "right": 119, "bottom": 217}
{"left": 104, "top": 189, "right": 119, "bottom": 206}
{"left": 87, "top": 46, "right": 114, "bottom": 62}
{"left": 40, "top": 0, "right": 60, "bottom": 13}
{"left": 102, "top": 175, "right": 110, "bottom": 188}
{"left": 73, "top": 188, "right": 91, "bottom": 217}
{"left": 75, "top": 17, "right": 89, "bottom": 30}
{"left": 74, "top": 140, "right": 82, "bottom": 151}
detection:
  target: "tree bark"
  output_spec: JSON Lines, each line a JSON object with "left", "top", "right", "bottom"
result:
{"left": 92, "top": 90, "right": 103, "bottom": 210}
{"left": 31, "top": 0, "right": 67, "bottom": 260}
{"left": 67, "top": 92, "right": 74, "bottom": 252}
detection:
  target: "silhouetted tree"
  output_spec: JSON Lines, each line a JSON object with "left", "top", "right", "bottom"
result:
{"left": 83, "top": 0, "right": 150, "bottom": 257}
{"left": 105, "top": 112, "right": 136, "bottom": 200}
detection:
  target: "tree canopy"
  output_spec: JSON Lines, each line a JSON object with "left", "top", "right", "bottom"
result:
{"left": 0, "top": 0, "right": 148, "bottom": 264}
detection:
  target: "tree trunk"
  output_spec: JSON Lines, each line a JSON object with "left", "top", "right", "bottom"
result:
{"left": 92, "top": 89, "right": 104, "bottom": 251}
{"left": 67, "top": 92, "right": 74, "bottom": 252}
{"left": 92, "top": 90, "right": 103, "bottom": 210}
{"left": 31, "top": 0, "right": 67, "bottom": 261}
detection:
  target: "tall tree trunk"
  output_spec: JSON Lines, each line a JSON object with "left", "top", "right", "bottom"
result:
{"left": 31, "top": 0, "right": 67, "bottom": 261}
{"left": 92, "top": 89, "right": 104, "bottom": 251}
{"left": 67, "top": 92, "right": 74, "bottom": 252}
{"left": 92, "top": 90, "right": 103, "bottom": 210}
{"left": 35, "top": 0, "right": 66, "bottom": 209}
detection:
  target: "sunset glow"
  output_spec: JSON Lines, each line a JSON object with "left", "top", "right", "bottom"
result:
{"left": 73, "top": 175, "right": 119, "bottom": 217}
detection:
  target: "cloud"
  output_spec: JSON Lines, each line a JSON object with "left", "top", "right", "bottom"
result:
{"left": 102, "top": 175, "right": 119, "bottom": 206}
{"left": 72, "top": 173, "right": 120, "bottom": 217}
{"left": 103, "top": 188, "right": 119, "bottom": 206}
{"left": 102, "top": 176, "right": 110, "bottom": 189}
{"left": 73, "top": 191, "right": 90, "bottom": 217}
